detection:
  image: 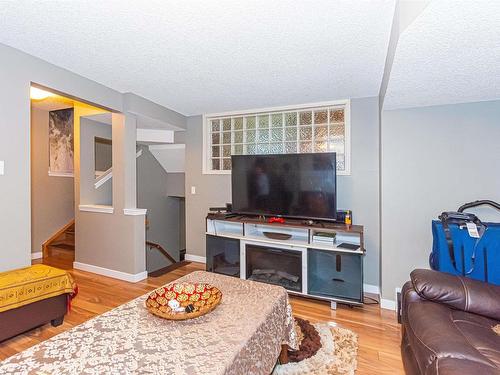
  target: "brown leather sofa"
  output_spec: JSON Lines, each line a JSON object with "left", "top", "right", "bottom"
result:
{"left": 401, "top": 269, "right": 500, "bottom": 375}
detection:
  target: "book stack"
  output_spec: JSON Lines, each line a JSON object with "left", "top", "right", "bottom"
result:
{"left": 312, "top": 231, "right": 336, "bottom": 245}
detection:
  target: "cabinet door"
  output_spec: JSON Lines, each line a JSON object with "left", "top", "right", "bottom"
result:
{"left": 206, "top": 235, "right": 240, "bottom": 277}
{"left": 307, "top": 249, "right": 363, "bottom": 302}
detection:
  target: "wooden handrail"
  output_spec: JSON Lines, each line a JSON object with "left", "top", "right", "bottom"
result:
{"left": 146, "top": 241, "right": 176, "bottom": 264}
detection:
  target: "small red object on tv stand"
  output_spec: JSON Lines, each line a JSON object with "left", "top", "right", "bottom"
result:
{"left": 269, "top": 217, "right": 285, "bottom": 224}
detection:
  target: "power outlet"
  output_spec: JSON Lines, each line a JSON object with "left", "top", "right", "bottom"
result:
{"left": 0, "top": 161, "right": 4, "bottom": 175}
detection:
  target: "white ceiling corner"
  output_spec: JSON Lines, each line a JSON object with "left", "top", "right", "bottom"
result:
{"left": 384, "top": 0, "right": 500, "bottom": 110}
{"left": 0, "top": 1, "right": 395, "bottom": 115}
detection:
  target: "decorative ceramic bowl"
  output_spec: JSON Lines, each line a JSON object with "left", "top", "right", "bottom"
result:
{"left": 145, "top": 282, "right": 222, "bottom": 320}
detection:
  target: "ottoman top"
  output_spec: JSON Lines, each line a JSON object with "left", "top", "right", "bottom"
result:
{"left": 0, "top": 264, "right": 76, "bottom": 312}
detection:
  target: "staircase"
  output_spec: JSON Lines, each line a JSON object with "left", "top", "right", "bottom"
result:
{"left": 49, "top": 223, "right": 75, "bottom": 251}
{"left": 94, "top": 149, "right": 143, "bottom": 189}
{"left": 41, "top": 221, "right": 75, "bottom": 270}
{"left": 146, "top": 241, "right": 190, "bottom": 277}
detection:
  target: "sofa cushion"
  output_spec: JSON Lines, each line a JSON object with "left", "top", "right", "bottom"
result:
{"left": 404, "top": 300, "right": 500, "bottom": 375}
{"left": 433, "top": 358, "right": 500, "bottom": 375}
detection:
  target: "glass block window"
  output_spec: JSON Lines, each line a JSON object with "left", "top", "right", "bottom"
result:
{"left": 204, "top": 101, "right": 350, "bottom": 175}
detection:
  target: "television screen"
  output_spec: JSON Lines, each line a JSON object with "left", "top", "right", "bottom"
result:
{"left": 231, "top": 153, "right": 337, "bottom": 221}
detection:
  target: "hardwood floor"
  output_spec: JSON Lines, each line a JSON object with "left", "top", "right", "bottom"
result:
{"left": 0, "top": 253, "right": 404, "bottom": 374}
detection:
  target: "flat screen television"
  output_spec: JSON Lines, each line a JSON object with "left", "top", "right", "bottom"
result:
{"left": 231, "top": 153, "right": 337, "bottom": 221}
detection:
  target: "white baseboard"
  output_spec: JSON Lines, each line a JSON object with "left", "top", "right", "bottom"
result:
{"left": 185, "top": 254, "right": 206, "bottom": 263}
{"left": 123, "top": 208, "right": 147, "bottom": 216}
{"left": 380, "top": 298, "right": 397, "bottom": 311}
{"left": 73, "top": 262, "right": 148, "bottom": 282}
{"left": 380, "top": 286, "right": 401, "bottom": 311}
{"left": 31, "top": 252, "right": 42, "bottom": 260}
{"left": 363, "top": 283, "right": 380, "bottom": 295}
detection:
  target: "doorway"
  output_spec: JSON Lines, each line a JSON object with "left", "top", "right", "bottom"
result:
{"left": 30, "top": 87, "right": 76, "bottom": 269}
{"left": 30, "top": 85, "right": 111, "bottom": 270}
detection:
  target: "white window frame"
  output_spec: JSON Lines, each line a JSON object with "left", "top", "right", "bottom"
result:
{"left": 202, "top": 99, "right": 351, "bottom": 175}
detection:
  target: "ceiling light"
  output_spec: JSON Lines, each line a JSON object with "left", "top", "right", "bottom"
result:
{"left": 30, "top": 87, "right": 53, "bottom": 100}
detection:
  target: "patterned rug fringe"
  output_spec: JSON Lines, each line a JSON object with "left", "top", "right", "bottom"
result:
{"left": 273, "top": 322, "right": 358, "bottom": 375}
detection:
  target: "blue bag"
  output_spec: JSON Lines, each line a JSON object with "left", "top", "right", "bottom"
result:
{"left": 430, "top": 200, "right": 500, "bottom": 285}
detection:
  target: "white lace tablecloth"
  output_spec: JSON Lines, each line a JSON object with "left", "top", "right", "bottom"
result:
{"left": 0, "top": 271, "right": 296, "bottom": 375}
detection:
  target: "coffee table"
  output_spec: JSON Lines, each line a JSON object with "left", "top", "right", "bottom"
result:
{"left": 0, "top": 271, "right": 297, "bottom": 375}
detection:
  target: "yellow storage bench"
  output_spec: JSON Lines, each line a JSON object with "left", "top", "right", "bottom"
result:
{"left": 0, "top": 264, "right": 77, "bottom": 342}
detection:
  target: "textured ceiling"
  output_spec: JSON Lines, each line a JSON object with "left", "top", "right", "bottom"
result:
{"left": 0, "top": 1, "right": 395, "bottom": 115}
{"left": 385, "top": 0, "right": 500, "bottom": 110}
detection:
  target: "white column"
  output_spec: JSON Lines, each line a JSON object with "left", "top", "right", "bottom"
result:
{"left": 111, "top": 112, "right": 137, "bottom": 210}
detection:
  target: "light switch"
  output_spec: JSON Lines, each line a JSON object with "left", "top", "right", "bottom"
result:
{"left": 191, "top": 186, "right": 196, "bottom": 195}
{"left": 0, "top": 161, "right": 4, "bottom": 175}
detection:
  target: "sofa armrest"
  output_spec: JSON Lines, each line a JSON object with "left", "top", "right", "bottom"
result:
{"left": 400, "top": 280, "right": 423, "bottom": 327}
{"left": 410, "top": 269, "right": 500, "bottom": 321}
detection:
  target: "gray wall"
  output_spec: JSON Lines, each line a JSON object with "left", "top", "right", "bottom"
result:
{"left": 0, "top": 42, "right": 186, "bottom": 273}
{"left": 80, "top": 118, "right": 112, "bottom": 206}
{"left": 184, "top": 96, "right": 381, "bottom": 286}
{"left": 0, "top": 43, "right": 122, "bottom": 272}
{"left": 137, "top": 145, "right": 184, "bottom": 272}
{"left": 172, "top": 131, "right": 186, "bottom": 251}
{"left": 381, "top": 100, "right": 500, "bottom": 300}
{"left": 30, "top": 106, "right": 75, "bottom": 253}
{"left": 95, "top": 138, "right": 112, "bottom": 172}
{"left": 75, "top": 112, "right": 146, "bottom": 276}
{"left": 123, "top": 93, "right": 187, "bottom": 131}
{"left": 338, "top": 97, "right": 380, "bottom": 286}
{"left": 184, "top": 114, "right": 231, "bottom": 256}
{"left": 179, "top": 198, "right": 186, "bottom": 251}
{"left": 75, "top": 211, "right": 146, "bottom": 274}
{"left": 166, "top": 173, "right": 185, "bottom": 197}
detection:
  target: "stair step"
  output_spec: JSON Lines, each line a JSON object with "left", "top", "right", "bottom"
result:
{"left": 50, "top": 243, "right": 75, "bottom": 251}
{"left": 50, "top": 225, "right": 75, "bottom": 249}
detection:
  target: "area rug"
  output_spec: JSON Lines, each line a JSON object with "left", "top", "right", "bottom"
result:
{"left": 273, "top": 318, "right": 358, "bottom": 375}
{"left": 493, "top": 324, "right": 500, "bottom": 335}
